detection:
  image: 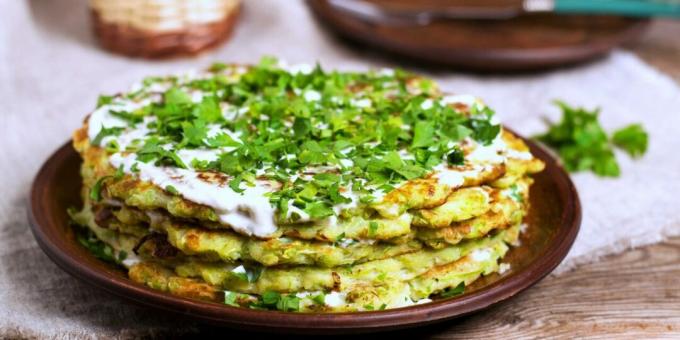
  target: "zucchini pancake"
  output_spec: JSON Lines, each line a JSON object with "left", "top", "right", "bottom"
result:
{"left": 70, "top": 58, "right": 545, "bottom": 312}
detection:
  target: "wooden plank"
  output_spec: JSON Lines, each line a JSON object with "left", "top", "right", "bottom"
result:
{"left": 409, "top": 238, "right": 680, "bottom": 339}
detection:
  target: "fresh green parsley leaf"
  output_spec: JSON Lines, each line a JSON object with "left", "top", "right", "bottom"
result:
{"left": 335, "top": 232, "right": 346, "bottom": 244}
{"left": 193, "top": 96, "right": 223, "bottom": 123}
{"left": 536, "top": 101, "right": 647, "bottom": 177}
{"left": 180, "top": 119, "right": 209, "bottom": 147}
{"left": 258, "top": 55, "right": 279, "bottom": 69}
{"left": 114, "top": 164, "right": 125, "bottom": 180}
{"left": 508, "top": 184, "right": 524, "bottom": 203}
{"left": 105, "top": 140, "right": 120, "bottom": 153}
{"left": 224, "top": 292, "right": 240, "bottom": 307}
{"left": 206, "top": 133, "right": 241, "bottom": 148}
{"left": 261, "top": 291, "right": 281, "bottom": 305}
{"left": 411, "top": 121, "right": 435, "bottom": 148}
{"left": 293, "top": 117, "right": 312, "bottom": 138}
{"left": 117, "top": 250, "right": 128, "bottom": 262}
{"left": 96, "top": 95, "right": 113, "bottom": 108}
{"left": 91, "top": 126, "right": 124, "bottom": 146}
{"left": 164, "top": 87, "right": 193, "bottom": 105}
{"left": 165, "top": 185, "right": 179, "bottom": 195}
{"left": 250, "top": 290, "right": 300, "bottom": 312}
{"left": 277, "top": 295, "right": 300, "bottom": 312}
{"left": 89, "top": 176, "right": 111, "bottom": 201}
{"left": 612, "top": 123, "right": 648, "bottom": 158}
{"left": 209, "top": 62, "right": 228, "bottom": 72}
{"left": 441, "top": 282, "right": 465, "bottom": 298}
{"left": 312, "top": 293, "right": 326, "bottom": 305}
{"left": 137, "top": 138, "right": 188, "bottom": 169}
{"left": 468, "top": 117, "right": 500, "bottom": 146}
{"left": 110, "top": 110, "right": 144, "bottom": 125}
{"left": 228, "top": 176, "right": 245, "bottom": 194}
{"left": 446, "top": 146, "right": 465, "bottom": 165}
{"left": 230, "top": 265, "right": 263, "bottom": 283}
{"left": 368, "top": 221, "right": 379, "bottom": 236}
{"left": 304, "top": 202, "right": 334, "bottom": 219}
{"left": 74, "top": 225, "right": 117, "bottom": 264}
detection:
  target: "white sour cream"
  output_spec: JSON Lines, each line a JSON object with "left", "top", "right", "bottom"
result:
{"left": 108, "top": 153, "right": 278, "bottom": 237}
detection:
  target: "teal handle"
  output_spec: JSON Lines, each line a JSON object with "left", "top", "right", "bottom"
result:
{"left": 555, "top": 0, "right": 680, "bottom": 18}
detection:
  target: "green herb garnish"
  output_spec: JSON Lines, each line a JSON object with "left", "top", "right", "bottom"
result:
{"left": 368, "top": 221, "right": 379, "bottom": 236}
{"left": 224, "top": 292, "right": 240, "bottom": 307}
{"left": 74, "top": 225, "right": 117, "bottom": 264}
{"left": 91, "top": 126, "right": 123, "bottom": 146}
{"left": 230, "top": 265, "right": 263, "bottom": 283}
{"left": 94, "top": 57, "right": 504, "bottom": 217}
{"left": 96, "top": 95, "right": 113, "bottom": 108}
{"left": 312, "top": 293, "right": 326, "bottom": 305}
{"left": 446, "top": 146, "right": 464, "bottom": 165}
{"left": 165, "top": 185, "right": 179, "bottom": 195}
{"left": 440, "top": 282, "right": 465, "bottom": 298}
{"left": 89, "top": 176, "right": 111, "bottom": 201}
{"left": 536, "top": 101, "right": 648, "bottom": 177}
{"left": 612, "top": 123, "right": 648, "bottom": 158}
{"left": 508, "top": 184, "right": 523, "bottom": 203}
{"left": 114, "top": 164, "right": 125, "bottom": 180}
{"left": 252, "top": 291, "right": 300, "bottom": 312}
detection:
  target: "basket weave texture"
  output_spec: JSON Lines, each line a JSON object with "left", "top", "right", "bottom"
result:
{"left": 90, "top": 0, "right": 241, "bottom": 58}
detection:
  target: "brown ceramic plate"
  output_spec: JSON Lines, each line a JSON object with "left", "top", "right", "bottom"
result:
{"left": 28, "top": 133, "right": 580, "bottom": 334}
{"left": 308, "top": 0, "right": 649, "bottom": 72}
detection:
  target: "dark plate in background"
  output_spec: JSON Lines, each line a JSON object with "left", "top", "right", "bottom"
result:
{"left": 308, "top": 0, "right": 649, "bottom": 72}
{"left": 28, "top": 133, "right": 580, "bottom": 334}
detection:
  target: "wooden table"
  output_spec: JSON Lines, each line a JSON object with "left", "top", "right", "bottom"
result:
{"left": 200, "top": 20, "right": 680, "bottom": 339}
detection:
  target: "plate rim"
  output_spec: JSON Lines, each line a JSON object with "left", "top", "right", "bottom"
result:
{"left": 28, "top": 134, "right": 580, "bottom": 333}
{"left": 306, "top": 0, "right": 650, "bottom": 71}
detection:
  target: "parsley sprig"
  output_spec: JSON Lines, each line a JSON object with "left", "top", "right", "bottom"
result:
{"left": 536, "top": 101, "right": 648, "bottom": 177}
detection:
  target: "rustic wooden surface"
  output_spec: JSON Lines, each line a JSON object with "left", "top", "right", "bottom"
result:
{"left": 199, "top": 20, "right": 680, "bottom": 339}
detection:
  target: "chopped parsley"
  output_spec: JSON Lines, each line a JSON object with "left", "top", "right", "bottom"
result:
{"left": 74, "top": 224, "right": 118, "bottom": 264}
{"left": 536, "top": 101, "right": 648, "bottom": 177}
{"left": 96, "top": 95, "right": 113, "bottom": 108}
{"left": 248, "top": 291, "right": 300, "bottom": 312}
{"left": 368, "top": 221, "right": 379, "bottom": 236}
{"left": 130, "top": 162, "right": 140, "bottom": 173}
{"left": 165, "top": 185, "right": 179, "bottom": 195}
{"left": 612, "top": 123, "right": 648, "bottom": 158}
{"left": 508, "top": 184, "right": 524, "bottom": 203}
{"left": 224, "top": 292, "right": 240, "bottom": 307}
{"left": 311, "top": 293, "right": 326, "bottom": 305}
{"left": 91, "top": 126, "right": 123, "bottom": 146}
{"left": 114, "top": 164, "right": 125, "bottom": 180}
{"left": 230, "top": 264, "right": 263, "bottom": 283}
{"left": 95, "top": 57, "right": 503, "bottom": 218}
{"left": 446, "top": 146, "right": 465, "bottom": 165}
{"left": 440, "top": 282, "right": 465, "bottom": 298}
{"left": 89, "top": 176, "right": 111, "bottom": 202}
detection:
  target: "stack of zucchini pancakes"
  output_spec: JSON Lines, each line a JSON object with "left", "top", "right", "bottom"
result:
{"left": 71, "top": 59, "right": 544, "bottom": 312}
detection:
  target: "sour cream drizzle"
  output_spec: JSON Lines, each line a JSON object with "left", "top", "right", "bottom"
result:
{"left": 87, "top": 70, "right": 531, "bottom": 238}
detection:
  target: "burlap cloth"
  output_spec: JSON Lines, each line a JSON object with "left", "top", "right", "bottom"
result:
{"left": 1, "top": 0, "right": 679, "bottom": 338}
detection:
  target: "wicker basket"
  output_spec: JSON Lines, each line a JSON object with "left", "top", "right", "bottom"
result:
{"left": 89, "top": 0, "right": 241, "bottom": 58}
